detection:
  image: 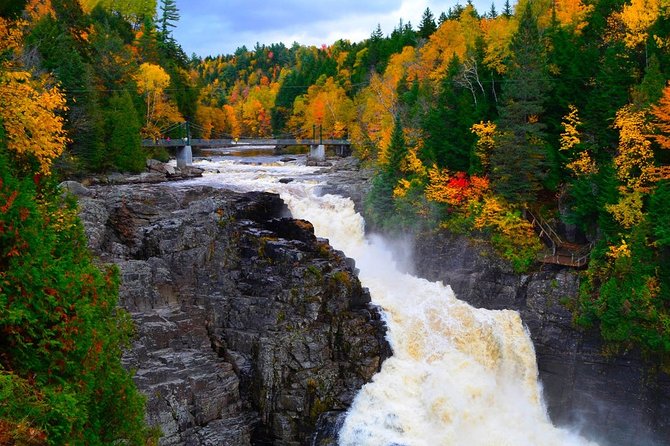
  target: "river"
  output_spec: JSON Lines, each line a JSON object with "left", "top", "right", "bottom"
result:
{"left": 177, "top": 153, "right": 598, "bottom": 446}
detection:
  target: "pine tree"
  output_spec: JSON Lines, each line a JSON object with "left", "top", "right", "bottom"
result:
{"left": 158, "top": 0, "right": 179, "bottom": 40}
{"left": 488, "top": 2, "right": 498, "bottom": 18}
{"left": 492, "top": 3, "right": 549, "bottom": 203}
{"left": 502, "top": 0, "right": 512, "bottom": 17}
{"left": 366, "top": 115, "right": 407, "bottom": 229}
{"left": 418, "top": 7, "right": 438, "bottom": 39}
{"left": 386, "top": 114, "right": 408, "bottom": 180}
{"left": 106, "top": 90, "right": 145, "bottom": 173}
{"left": 367, "top": 24, "right": 386, "bottom": 72}
{"left": 422, "top": 56, "right": 479, "bottom": 171}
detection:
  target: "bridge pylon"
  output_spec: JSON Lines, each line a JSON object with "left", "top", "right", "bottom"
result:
{"left": 176, "top": 121, "right": 192, "bottom": 168}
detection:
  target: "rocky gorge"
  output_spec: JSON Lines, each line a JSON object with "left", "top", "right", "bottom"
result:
{"left": 319, "top": 159, "right": 670, "bottom": 445}
{"left": 74, "top": 179, "right": 388, "bottom": 445}
{"left": 70, "top": 157, "right": 670, "bottom": 446}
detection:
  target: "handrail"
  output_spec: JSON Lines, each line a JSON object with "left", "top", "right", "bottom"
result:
{"left": 525, "top": 209, "right": 564, "bottom": 247}
{"left": 526, "top": 208, "right": 595, "bottom": 267}
{"left": 141, "top": 137, "right": 351, "bottom": 147}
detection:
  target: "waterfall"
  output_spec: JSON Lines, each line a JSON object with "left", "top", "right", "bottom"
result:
{"left": 178, "top": 158, "right": 598, "bottom": 446}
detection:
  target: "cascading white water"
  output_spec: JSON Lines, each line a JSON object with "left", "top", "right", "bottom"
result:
{"left": 177, "top": 156, "right": 598, "bottom": 446}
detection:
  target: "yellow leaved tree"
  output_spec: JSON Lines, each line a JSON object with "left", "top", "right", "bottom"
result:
{"left": 471, "top": 121, "right": 497, "bottom": 172}
{"left": 606, "top": 104, "right": 664, "bottom": 228}
{"left": 559, "top": 105, "right": 598, "bottom": 176}
{"left": 289, "top": 76, "right": 354, "bottom": 140}
{"left": 617, "top": 0, "right": 668, "bottom": 48}
{"left": 349, "top": 47, "right": 418, "bottom": 161}
{"left": 651, "top": 84, "right": 670, "bottom": 150}
{"left": 612, "top": 105, "right": 655, "bottom": 191}
{"left": 0, "top": 17, "right": 68, "bottom": 174}
{"left": 134, "top": 62, "right": 183, "bottom": 139}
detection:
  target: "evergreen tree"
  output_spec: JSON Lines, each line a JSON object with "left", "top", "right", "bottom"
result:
{"left": 366, "top": 115, "right": 407, "bottom": 229}
{"left": 631, "top": 55, "right": 666, "bottom": 109}
{"left": 418, "top": 7, "right": 438, "bottom": 39}
{"left": 367, "top": 23, "right": 387, "bottom": 72}
{"left": 488, "top": 2, "right": 498, "bottom": 18}
{"left": 137, "top": 16, "right": 161, "bottom": 63}
{"left": 0, "top": 148, "right": 153, "bottom": 444}
{"left": 502, "top": 0, "right": 512, "bottom": 17}
{"left": 0, "top": 0, "right": 27, "bottom": 17}
{"left": 158, "top": 0, "right": 180, "bottom": 41}
{"left": 422, "top": 56, "right": 479, "bottom": 171}
{"left": 386, "top": 114, "right": 409, "bottom": 180}
{"left": 106, "top": 91, "right": 145, "bottom": 172}
{"left": 492, "top": 3, "right": 549, "bottom": 203}
{"left": 26, "top": 15, "right": 106, "bottom": 171}
{"left": 448, "top": 3, "right": 465, "bottom": 20}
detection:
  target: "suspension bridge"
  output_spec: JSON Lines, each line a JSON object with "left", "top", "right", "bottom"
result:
{"left": 141, "top": 121, "right": 351, "bottom": 167}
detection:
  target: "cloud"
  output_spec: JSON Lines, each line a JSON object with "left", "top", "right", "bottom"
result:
{"left": 173, "top": 0, "right": 500, "bottom": 57}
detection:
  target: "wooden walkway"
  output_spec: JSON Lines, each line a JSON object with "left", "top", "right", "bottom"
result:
{"left": 525, "top": 209, "right": 593, "bottom": 268}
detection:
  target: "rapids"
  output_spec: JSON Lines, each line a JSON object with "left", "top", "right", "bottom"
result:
{"left": 175, "top": 155, "right": 598, "bottom": 446}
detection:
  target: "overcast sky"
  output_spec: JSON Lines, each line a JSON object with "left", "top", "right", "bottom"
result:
{"left": 172, "top": 0, "right": 502, "bottom": 58}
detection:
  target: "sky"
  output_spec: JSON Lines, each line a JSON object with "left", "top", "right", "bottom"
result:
{"left": 172, "top": 0, "right": 502, "bottom": 58}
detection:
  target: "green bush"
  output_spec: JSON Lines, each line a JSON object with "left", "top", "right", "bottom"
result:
{"left": 578, "top": 223, "right": 670, "bottom": 353}
{"left": 0, "top": 151, "right": 154, "bottom": 444}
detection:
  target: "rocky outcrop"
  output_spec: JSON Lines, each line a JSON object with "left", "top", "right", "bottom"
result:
{"left": 413, "top": 230, "right": 670, "bottom": 446}
{"left": 315, "top": 157, "right": 373, "bottom": 214}
{"left": 75, "top": 183, "right": 387, "bottom": 445}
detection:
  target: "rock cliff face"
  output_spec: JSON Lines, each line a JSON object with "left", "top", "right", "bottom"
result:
{"left": 413, "top": 230, "right": 670, "bottom": 446}
{"left": 76, "top": 183, "right": 387, "bottom": 446}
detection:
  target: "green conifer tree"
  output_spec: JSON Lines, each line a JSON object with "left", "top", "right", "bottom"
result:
{"left": 0, "top": 143, "right": 153, "bottom": 444}
{"left": 418, "top": 7, "right": 438, "bottom": 39}
{"left": 106, "top": 90, "right": 145, "bottom": 173}
{"left": 422, "top": 56, "right": 479, "bottom": 171}
{"left": 158, "top": 0, "right": 180, "bottom": 42}
{"left": 492, "top": 3, "right": 549, "bottom": 203}
{"left": 366, "top": 115, "right": 407, "bottom": 229}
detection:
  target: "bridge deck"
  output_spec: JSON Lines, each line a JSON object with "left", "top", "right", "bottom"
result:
{"left": 142, "top": 138, "right": 350, "bottom": 148}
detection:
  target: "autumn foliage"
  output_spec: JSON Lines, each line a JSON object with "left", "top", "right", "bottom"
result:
{"left": 0, "top": 18, "right": 68, "bottom": 174}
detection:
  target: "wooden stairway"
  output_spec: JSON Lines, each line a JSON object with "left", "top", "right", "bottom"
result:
{"left": 525, "top": 209, "right": 593, "bottom": 268}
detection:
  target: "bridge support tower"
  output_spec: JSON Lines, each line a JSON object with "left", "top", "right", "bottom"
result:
{"left": 309, "top": 144, "right": 325, "bottom": 162}
{"left": 176, "top": 145, "right": 192, "bottom": 168}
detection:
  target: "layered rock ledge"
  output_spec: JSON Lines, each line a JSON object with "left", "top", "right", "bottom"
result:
{"left": 75, "top": 182, "right": 388, "bottom": 445}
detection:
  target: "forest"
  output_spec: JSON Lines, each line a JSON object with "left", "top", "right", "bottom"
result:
{"left": 0, "top": 0, "right": 669, "bottom": 442}
{"left": 193, "top": 0, "right": 670, "bottom": 355}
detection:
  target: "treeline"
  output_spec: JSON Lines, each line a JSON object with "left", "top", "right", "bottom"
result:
{"left": 191, "top": 1, "right": 670, "bottom": 355}
{"left": 2, "top": 2, "right": 670, "bottom": 441}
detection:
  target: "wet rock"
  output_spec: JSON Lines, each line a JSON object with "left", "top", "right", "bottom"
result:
{"left": 180, "top": 165, "right": 204, "bottom": 178}
{"left": 311, "top": 411, "right": 346, "bottom": 446}
{"left": 78, "top": 183, "right": 387, "bottom": 445}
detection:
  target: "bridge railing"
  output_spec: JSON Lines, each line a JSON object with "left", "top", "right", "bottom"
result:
{"left": 142, "top": 138, "right": 190, "bottom": 147}
{"left": 141, "top": 138, "right": 351, "bottom": 148}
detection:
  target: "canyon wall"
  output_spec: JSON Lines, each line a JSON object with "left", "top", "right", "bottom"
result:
{"left": 413, "top": 230, "right": 669, "bottom": 446}
{"left": 75, "top": 182, "right": 388, "bottom": 445}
